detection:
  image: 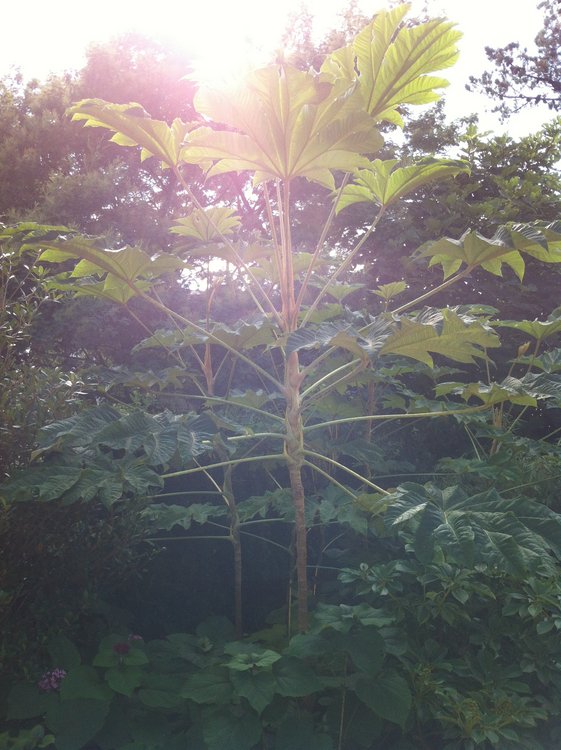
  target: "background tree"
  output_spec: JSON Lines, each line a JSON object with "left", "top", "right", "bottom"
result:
{"left": 467, "top": 0, "right": 561, "bottom": 118}
{"left": 0, "top": 35, "right": 198, "bottom": 247}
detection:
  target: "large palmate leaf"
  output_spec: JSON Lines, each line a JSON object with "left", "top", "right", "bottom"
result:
{"left": 372, "top": 280, "right": 408, "bottom": 302}
{"left": 421, "top": 223, "right": 561, "bottom": 280}
{"left": 321, "top": 4, "right": 461, "bottom": 126}
{"left": 37, "top": 239, "right": 184, "bottom": 303}
{"left": 67, "top": 99, "right": 192, "bottom": 168}
{"left": 510, "top": 220, "right": 561, "bottom": 262}
{"left": 337, "top": 157, "right": 469, "bottom": 212}
{"left": 354, "top": 670, "right": 412, "bottom": 728}
{"left": 170, "top": 206, "right": 241, "bottom": 242}
{"left": 37, "top": 404, "right": 121, "bottom": 451}
{"left": 380, "top": 309, "right": 500, "bottom": 367}
{"left": 515, "top": 347, "right": 561, "bottom": 373}
{"left": 0, "top": 460, "right": 162, "bottom": 507}
{"left": 386, "top": 483, "right": 561, "bottom": 575}
{"left": 142, "top": 503, "right": 228, "bottom": 531}
{"left": 435, "top": 378, "right": 538, "bottom": 407}
{"left": 286, "top": 318, "right": 391, "bottom": 360}
{"left": 435, "top": 373, "right": 561, "bottom": 406}
{"left": 37, "top": 405, "right": 215, "bottom": 464}
{"left": 498, "top": 311, "right": 561, "bottom": 342}
{"left": 181, "top": 64, "right": 382, "bottom": 189}
{"left": 205, "top": 318, "right": 278, "bottom": 350}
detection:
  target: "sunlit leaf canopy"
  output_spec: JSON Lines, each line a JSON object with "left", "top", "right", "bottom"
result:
{"left": 336, "top": 157, "right": 470, "bottom": 213}
{"left": 434, "top": 373, "right": 561, "bottom": 407}
{"left": 182, "top": 65, "right": 382, "bottom": 189}
{"left": 170, "top": 206, "right": 241, "bottom": 242}
{"left": 320, "top": 3, "right": 462, "bottom": 126}
{"left": 37, "top": 240, "right": 185, "bottom": 303}
{"left": 372, "top": 280, "right": 408, "bottom": 301}
{"left": 380, "top": 308, "right": 500, "bottom": 367}
{"left": 67, "top": 4, "right": 462, "bottom": 191}
{"left": 67, "top": 100, "right": 193, "bottom": 168}
{"left": 421, "top": 222, "right": 561, "bottom": 280}
{"left": 498, "top": 311, "right": 561, "bottom": 342}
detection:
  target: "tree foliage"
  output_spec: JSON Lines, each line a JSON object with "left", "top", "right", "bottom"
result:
{"left": 467, "top": 0, "right": 561, "bottom": 118}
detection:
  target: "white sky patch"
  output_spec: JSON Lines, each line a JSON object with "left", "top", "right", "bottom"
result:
{"left": 2, "top": 0, "right": 554, "bottom": 137}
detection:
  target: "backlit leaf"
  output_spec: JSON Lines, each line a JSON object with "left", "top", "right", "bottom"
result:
{"left": 68, "top": 99, "right": 192, "bottom": 168}
{"left": 498, "top": 314, "right": 561, "bottom": 342}
{"left": 182, "top": 64, "right": 381, "bottom": 189}
{"left": 37, "top": 240, "right": 184, "bottom": 303}
{"left": 170, "top": 206, "right": 241, "bottom": 242}
{"left": 421, "top": 223, "right": 561, "bottom": 281}
{"left": 371, "top": 280, "right": 408, "bottom": 301}
{"left": 380, "top": 309, "right": 500, "bottom": 367}
{"left": 322, "top": 5, "right": 461, "bottom": 126}
{"left": 338, "top": 157, "right": 468, "bottom": 213}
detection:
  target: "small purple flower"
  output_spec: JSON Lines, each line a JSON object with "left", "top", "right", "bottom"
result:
{"left": 38, "top": 668, "right": 67, "bottom": 692}
{"left": 112, "top": 642, "right": 130, "bottom": 655}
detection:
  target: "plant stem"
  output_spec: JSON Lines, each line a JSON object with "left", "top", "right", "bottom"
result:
{"left": 303, "top": 403, "right": 492, "bottom": 433}
{"left": 284, "top": 350, "right": 309, "bottom": 631}
{"left": 303, "top": 449, "right": 389, "bottom": 495}
{"left": 303, "top": 459, "right": 358, "bottom": 500}
{"left": 390, "top": 268, "right": 471, "bottom": 315}
{"left": 161, "top": 453, "right": 283, "bottom": 479}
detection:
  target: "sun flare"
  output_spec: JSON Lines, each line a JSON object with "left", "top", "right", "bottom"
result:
{"left": 164, "top": 0, "right": 290, "bottom": 89}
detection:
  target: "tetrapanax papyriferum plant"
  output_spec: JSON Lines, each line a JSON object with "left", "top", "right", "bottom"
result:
{"left": 6, "top": 4, "right": 561, "bottom": 637}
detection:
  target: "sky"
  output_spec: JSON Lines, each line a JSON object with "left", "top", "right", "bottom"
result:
{"left": 1, "top": 0, "right": 554, "bottom": 138}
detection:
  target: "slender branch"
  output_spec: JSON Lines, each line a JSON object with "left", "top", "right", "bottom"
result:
{"left": 301, "top": 207, "right": 386, "bottom": 328}
{"left": 303, "top": 460, "right": 358, "bottom": 501}
{"left": 303, "top": 449, "right": 389, "bottom": 495}
{"left": 390, "top": 268, "right": 471, "bottom": 316}
{"left": 277, "top": 179, "right": 297, "bottom": 331}
{"left": 148, "top": 534, "right": 231, "bottom": 542}
{"left": 146, "top": 490, "right": 223, "bottom": 499}
{"left": 152, "top": 286, "right": 207, "bottom": 373}
{"left": 505, "top": 404, "right": 529, "bottom": 435}
{"left": 301, "top": 359, "right": 362, "bottom": 399}
{"left": 502, "top": 473, "right": 561, "bottom": 494}
{"left": 228, "top": 432, "right": 286, "bottom": 442}
{"left": 463, "top": 424, "right": 483, "bottom": 460}
{"left": 263, "top": 182, "right": 285, "bottom": 310}
{"left": 238, "top": 529, "right": 291, "bottom": 553}
{"left": 196, "top": 462, "right": 228, "bottom": 505}
{"left": 303, "top": 404, "right": 492, "bottom": 433}
{"left": 301, "top": 347, "right": 335, "bottom": 380}
{"left": 173, "top": 165, "right": 282, "bottom": 325}
{"left": 296, "top": 172, "right": 351, "bottom": 313}
{"left": 131, "top": 284, "right": 283, "bottom": 390}
{"left": 161, "top": 453, "right": 284, "bottom": 479}
{"left": 158, "top": 393, "right": 285, "bottom": 423}
{"left": 541, "top": 424, "right": 561, "bottom": 442}
{"left": 304, "top": 363, "right": 366, "bottom": 407}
